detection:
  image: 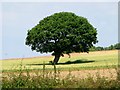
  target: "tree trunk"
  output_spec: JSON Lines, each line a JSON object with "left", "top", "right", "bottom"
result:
{"left": 53, "top": 54, "right": 61, "bottom": 64}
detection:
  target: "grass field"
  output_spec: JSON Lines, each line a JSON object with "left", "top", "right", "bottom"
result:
{"left": 1, "top": 50, "right": 118, "bottom": 71}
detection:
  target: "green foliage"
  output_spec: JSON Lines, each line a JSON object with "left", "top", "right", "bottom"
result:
{"left": 25, "top": 12, "right": 98, "bottom": 57}
{"left": 113, "top": 43, "right": 120, "bottom": 49}
{"left": 89, "top": 46, "right": 104, "bottom": 51}
{"left": 90, "top": 42, "right": 120, "bottom": 51}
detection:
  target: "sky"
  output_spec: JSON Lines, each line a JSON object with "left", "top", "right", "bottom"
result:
{"left": 1, "top": 1, "right": 118, "bottom": 59}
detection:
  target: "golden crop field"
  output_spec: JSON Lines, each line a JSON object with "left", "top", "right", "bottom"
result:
{"left": 1, "top": 50, "right": 118, "bottom": 71}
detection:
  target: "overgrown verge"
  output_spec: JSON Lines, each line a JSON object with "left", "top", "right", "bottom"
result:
{"left": 2, "top": 64, "right": 120, "bottom": 89}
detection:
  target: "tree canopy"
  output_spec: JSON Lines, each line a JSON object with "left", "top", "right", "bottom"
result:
{"left": 25, "top": 12, "right": 98, "bottom": 64}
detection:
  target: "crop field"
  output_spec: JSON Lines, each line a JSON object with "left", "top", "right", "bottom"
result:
{"left": 1, "top": 50, "right": 118, "bottom": 71}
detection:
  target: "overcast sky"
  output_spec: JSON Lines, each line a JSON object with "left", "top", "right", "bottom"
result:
{"left": 1, "top": 1, "right": 118, "bottom": 59}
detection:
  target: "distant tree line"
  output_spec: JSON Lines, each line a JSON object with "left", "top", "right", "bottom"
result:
{"left": 89, "top": 43, "right": 120, "bottom": 51}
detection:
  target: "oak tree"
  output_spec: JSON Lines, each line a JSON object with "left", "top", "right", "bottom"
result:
{"left": 25, "top": 12, "right": 98, "bottom": 64}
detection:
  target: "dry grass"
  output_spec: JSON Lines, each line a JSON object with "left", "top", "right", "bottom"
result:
{"left": 2, "top": 67, "right": 120, "bottom": 88}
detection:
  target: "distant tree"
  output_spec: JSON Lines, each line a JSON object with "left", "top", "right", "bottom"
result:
{"left": 114, "top": 43, "right": 120, "bottom": 49}
{"left": 89, "top": 46, "right": 96, "bottom": 51}
{"left": 25, "top": 12, "right": 98, "bottom": 64}
{"left": 104, "top": 47, "right": 109, "bottom": 50}
{"left": 95, "top": 46, "right": 104, "bottom": 51}
{"left": 110, "top": 45, "right": 114, "bottom": 50}
{"left": 102, "top": 43, "right": 120, "bottom": 50}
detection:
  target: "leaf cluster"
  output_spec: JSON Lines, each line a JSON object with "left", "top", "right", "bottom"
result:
{"left": 25, "top": 12, "right": 98, "bottom": 55}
